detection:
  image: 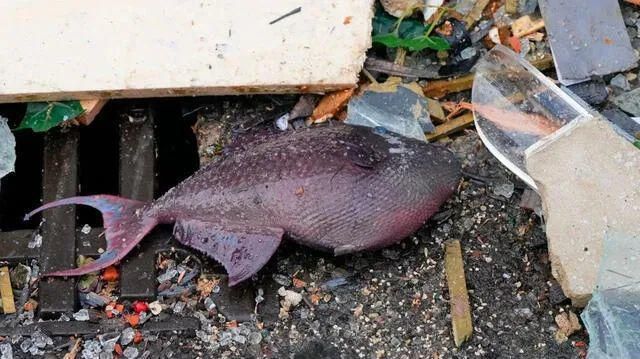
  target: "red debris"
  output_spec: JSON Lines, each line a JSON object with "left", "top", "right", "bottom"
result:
{"left": 102, "top": 266, "right": 119, "bottom": 282}
{"left": 132, "top": 301, "right": 149, "bottom": 314}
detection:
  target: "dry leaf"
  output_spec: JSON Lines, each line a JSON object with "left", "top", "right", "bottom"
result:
{"left": 309, "top": 88, "right": 355, "bottom": 123}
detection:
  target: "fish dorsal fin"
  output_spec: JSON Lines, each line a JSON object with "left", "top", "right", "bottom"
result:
{"left": 173, "top": 220, "right": 283, "bottom": 285}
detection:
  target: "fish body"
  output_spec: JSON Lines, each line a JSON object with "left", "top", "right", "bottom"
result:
{"left": 26, "top": 124, "right": 460, "bottom": 285}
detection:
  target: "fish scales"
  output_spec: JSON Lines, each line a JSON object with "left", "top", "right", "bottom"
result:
{"left": 25, "top": 123, "right": 460, "bottom": 285}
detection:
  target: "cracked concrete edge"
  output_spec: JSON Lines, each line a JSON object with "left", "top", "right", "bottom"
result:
{"left": 526, "top": 116, "right": 640, "bottom": 307}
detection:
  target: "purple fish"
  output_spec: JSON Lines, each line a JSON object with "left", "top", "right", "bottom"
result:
{"left": 25, "top": 124, "right": 460, "bottom": 285}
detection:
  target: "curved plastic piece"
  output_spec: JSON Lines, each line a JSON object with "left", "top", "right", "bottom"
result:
{"left": 471, "top": 45, "right": 590, "bottom": 189}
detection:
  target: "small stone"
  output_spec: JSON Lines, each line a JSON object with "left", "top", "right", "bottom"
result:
{"left": 27, "top": 234, "right": 42, "bottom": 249}
{"left": 73, "top": 309, "right": 90, "bottom": 321}
{"left": 436, "top": 50, "right": 449, "bottom": 60}
{"left": 31, "top": 331, "right": 52, "bottom": 349}
{"left": 80, "top": 292, "right": 110, "bottom": 308}
{"left": 0, "top": 343, "right": 13, "bottom": 359}
{"left": 120, "top": 328, "right": 135, "bottom": 346}
{"left": 275, "top": 113, "right": 290, "bottom": 131}
{"left": 627, "top": 72, "right": 638, "bottom": 82}
{"left": 248, "top": 332, "right": 262, "bottom": 345}
{"left": 460, "top": 47, "right": 477, "bottom": 60}
{"left": 81, "top": 224, "right": 92, "bottom": 234}
{"left": 148, "top": 301, "right": 162, "bottom": 315}
{"left": 81, "top": 339, "right": 102, "bottom": 359}
{"left": 99, "top": 353, "right": 113, "bottom": 359}
{"left": 123, "top": 347, "right": 139, "bottom": 359}
{"left": 272, "top": 274, "right": 291, "bottom": 286}
{"left": 514, "top": 307, "right": 533, "bottom": 319}
{"left": 173, "top": 301, "right": 186, "bottom": 314}
{"left": 10, "top": 264, "right": 31, "bottom": 289}
{"left": 493, "top": 181, "right": 515, "bottom": 198}
{"left": 232, "top": 335, "right": 246, "bottom": 344}
{"left": 157, "top": 269, "right": 178, "bottom": 283}
{"left": 19, "top": 340, "right": 31, "bottom": 354}
{"left": 278, "top": 287, "right": 303, "bottom": 309}
{"left": 98, "top": 333, "right": 120, "bottom": 353}
{"left": 204, "top": 297, "right": 216, "bottom": 311}
{"left": 554, "top": 311, "right": 581, "bottom": 343}
{"left": 611, "top": 74, "right": 631, "bottom": 91}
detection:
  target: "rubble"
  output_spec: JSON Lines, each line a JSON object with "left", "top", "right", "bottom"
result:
{"left": 554, "top": 311, "right": 582, "bottom": 343}
{"left": 612, "top": 87, "right": 640, "bottom": 117}
{"left": 0, "top": 343, "right": 12, "bottom": 359}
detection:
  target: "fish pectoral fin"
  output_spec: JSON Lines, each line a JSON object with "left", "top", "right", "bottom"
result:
{"left": 173, "top": 220, "right": 284, "bottom": 286}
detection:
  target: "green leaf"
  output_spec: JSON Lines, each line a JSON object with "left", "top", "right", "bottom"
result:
{"left": 373, "top": 33, "right": 451, "bottom": 52}
{"left": 371, "top": 12, "right": 450, "bottom": 52}
{"left": 403, "top": 35, "right": 451, "bottom": 51}
{"left": 16, "top": 101, "right": 85, "bottom": 132}
{"left": 634, "top": 140, "right": 640, "bottom": 150}
{"left": 372, "top": 33, "right": 405, "bottom": 48}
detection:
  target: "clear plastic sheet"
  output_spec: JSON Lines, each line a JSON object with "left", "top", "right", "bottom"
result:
{"left": 471, "top": 45, "right": 590, "bottom": 189}
{"left": 581, "top": 233, "right": 640, "bottom": 359}
{"left": 346, "top": 81, "right": 433, "bottom": 143}
{"left": 0, "top": 116, "right": 16, "bottom": 180}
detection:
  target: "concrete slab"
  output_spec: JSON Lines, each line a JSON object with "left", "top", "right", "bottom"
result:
{"left": 526, "top": 117, "right": 640, "bottom": 307}
{"left": 0, "top": 0, "right": 373, "bottom": 103}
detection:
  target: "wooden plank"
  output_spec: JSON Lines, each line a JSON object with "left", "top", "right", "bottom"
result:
{"left": 0, "top": 0, "right": 374, "bottom": 103}
{"left": 118, "top": 105, "right": 158, "bottom": 300}
{"left": 39, "top": 129, "right": 79, "bottom": 317}
{"left": 426, "top": 113, "right": 474, "bottom": 141}
{"left": 0, "top": 266, "right": 16, "bottom": 314}
{"left": 444, "top": 240, "right": 473, "bottom": 347}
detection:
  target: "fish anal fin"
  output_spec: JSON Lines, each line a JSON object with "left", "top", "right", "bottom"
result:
{"left": 174, "top": 220, "right": 283, "bottom": 286}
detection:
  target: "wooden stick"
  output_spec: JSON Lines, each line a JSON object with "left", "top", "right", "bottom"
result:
{"left": 0, "top": 266, "right": 16, "bottom": 314}
{"left": 444, "top": 240, "right": 472, "bottom": 347}
{"left": 422, "top": 54, "right": 553, "bottom": 99}
{"left": 76, "top": 99, "right": 108, "bottom": 126}
{"left": 426, "top": 113, "right": 474, "bottom": 141}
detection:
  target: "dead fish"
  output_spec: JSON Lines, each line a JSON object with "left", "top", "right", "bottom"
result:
{"left": 25, "top": 124, "right": 461, "bottom": 285}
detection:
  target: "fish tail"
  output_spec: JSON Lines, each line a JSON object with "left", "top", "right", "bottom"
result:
{"left": 25, "top": 195, "right": 158, "bottom": 277}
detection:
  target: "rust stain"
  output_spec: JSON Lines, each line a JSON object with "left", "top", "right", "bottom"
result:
{"left": 604, "top": 37, "right": 614, "bottom": 45}
{"left": 343, "top": 16, "right": 352, "bottom": 25}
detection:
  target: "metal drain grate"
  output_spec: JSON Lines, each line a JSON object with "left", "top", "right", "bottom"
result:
{"left": 0, "top": 104, "right": 180, "bottom": 324}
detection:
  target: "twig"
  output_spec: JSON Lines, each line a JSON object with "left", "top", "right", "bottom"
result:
{"left": 269, "top": 7, "right": 302, "bottom": 25}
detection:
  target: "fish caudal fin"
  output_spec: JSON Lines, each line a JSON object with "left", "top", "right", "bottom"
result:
{"left": 25, "top": 195, "right": 157, "bottom": 277}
